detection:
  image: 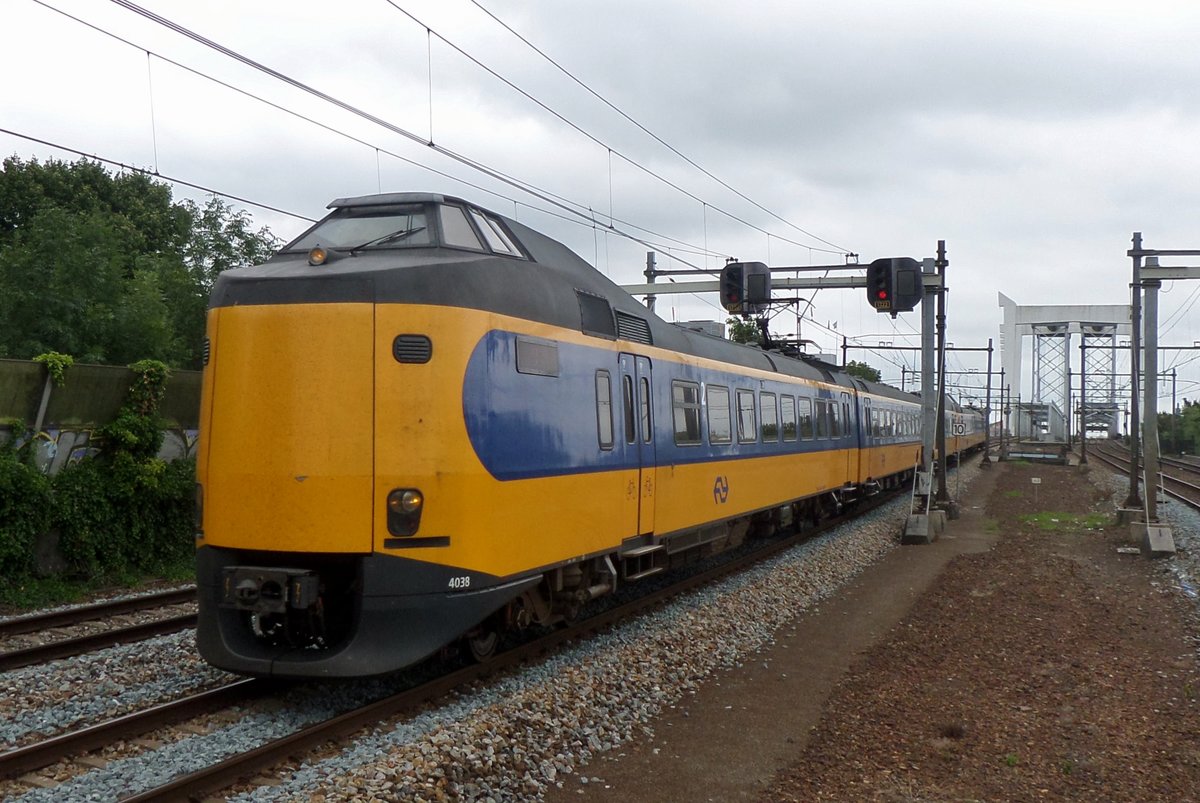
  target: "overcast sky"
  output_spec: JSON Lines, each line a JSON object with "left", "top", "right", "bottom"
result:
{"left": 4, "top": 0, "right": 1200, "bottom": 414}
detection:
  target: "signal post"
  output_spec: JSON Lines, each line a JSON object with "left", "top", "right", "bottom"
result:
{"left": 1131, "top": 234, "right": 1200, "bottom": 556}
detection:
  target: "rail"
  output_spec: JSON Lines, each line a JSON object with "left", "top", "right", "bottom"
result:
{"left": 0, "top": 587, "right": 195, "bottom": 638}
{"left": 0, "top": 614, "right": 197, "bottom": 672}
{"left": 0, "top": 679, "right": 272, "bottom": 780}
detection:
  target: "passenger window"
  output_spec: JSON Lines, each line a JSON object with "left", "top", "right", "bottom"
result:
{"left": 640, "top": 377, "right": 652, "bottom": 444}
{"left": 798, "top": 398, "right": 814, "bottom": 440}
{"left": 672, "top": 381, "right": 702, "bottom": 445}
{"left": 815, "top": 400, "right": 830, "bottom": 439}
{"left": 707, "top": 385, "right": 732, "bottom": 444}
{"left": 761, "top": 392, "right": 778, "bottom": 442}
{"left": 623, "top": 375, "right": 636, "bottom": 444}
{"left": 781, "top": 395, "right": 797, "bottom": 442}
{"left": 831, "top": 402, "right": 842, "bottom": 438}
{"left": 595, "top": 371, "right": 613, "bottom": 449}
{"left": 737, "top": 389, "right": 757, "bottom": 443}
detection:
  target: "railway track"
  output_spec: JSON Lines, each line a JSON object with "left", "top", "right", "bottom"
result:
{"left": 1085, "top": 441, "right": 1200, "bottom": 509}
{"left": 10, "top": 492, "right": 899, "bottom": 802}
{"left": 0, "top": 588, "right": 197, "bottom": 672}
{"left": 0, "top": 678, "right": 271, "bottom": 781}
{"left": 0, "top": 587, "right": 194, "bottom": 637}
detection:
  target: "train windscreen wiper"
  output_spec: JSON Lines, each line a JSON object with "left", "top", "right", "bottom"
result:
{"left": 348, "top": 226, "right": 427, "bottom": 254}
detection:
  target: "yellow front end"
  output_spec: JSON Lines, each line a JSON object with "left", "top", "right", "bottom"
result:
{"left": 197, "top": 303, "right": 375, "bottom": 554}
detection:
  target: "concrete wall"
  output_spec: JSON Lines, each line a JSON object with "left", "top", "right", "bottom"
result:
{"left": 0, "top": 359, "right": 201, "bottom": 474}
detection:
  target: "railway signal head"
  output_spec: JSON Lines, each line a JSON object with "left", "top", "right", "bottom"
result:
{"left": 866, "top": 257, "right": 922, "bottom": 314}
{"left": 866, "top": 259, "right": 893, "bottom": 312}
{"left": 721, "top": 261, "right": 771, "bottom": 315}
{"left": 720, "top": 262, "right": 746, "bottom": 313}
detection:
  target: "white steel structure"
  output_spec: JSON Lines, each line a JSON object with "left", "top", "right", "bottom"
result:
{"left": 998, "top": 293, "right": 1130, "bottom": 438}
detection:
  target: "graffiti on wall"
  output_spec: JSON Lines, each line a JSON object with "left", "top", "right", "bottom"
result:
{"left": 5, "top": 427, "right": 199, "bottom": 475}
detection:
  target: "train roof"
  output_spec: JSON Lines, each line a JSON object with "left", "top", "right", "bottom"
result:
{"left": 327, "top": 192, "right": 465, "bottom": 208}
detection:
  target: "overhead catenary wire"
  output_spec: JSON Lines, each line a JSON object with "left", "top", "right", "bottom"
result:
{"left": 1160, "top": 283, "right": 1200, "bottom": 336}
{"left": 0, "top": 126, "right": 316, "bottom": 223}
{"left": 374, "top": 0, "right": 847, "bottom": 257}
{"left": 465, "top": 0, "right": 850, "bottom": 254}
{"left": 99, "top": 0, "right": 744, "bottom": 266}
{"left": 0, "top": 120, "right": 735, "bottom": 324}
{"left": 24, "top": 3, "right": 1001, "bottom": 380}
{"left": 105, "top": 0, "right": 839, "bottom": 263}
{"left": 30, "top": 0, "right": 730, "bottom": 270}
{"left": 51, "top": 0, "right": 860, "bottom": 335}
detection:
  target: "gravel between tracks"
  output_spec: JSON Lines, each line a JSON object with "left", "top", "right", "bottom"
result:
{"left": 0, "top": 583, "right": 194, "bottom": 624}
{"left": 0, "top": 601, "right": 197, "bottom": 655}
{"left": 0, "top": 629, "right": 228, "bottom": 747}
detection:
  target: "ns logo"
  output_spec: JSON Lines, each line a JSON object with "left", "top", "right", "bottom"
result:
{"left": 713, "top": 475, "right": 730, "bottom": 504}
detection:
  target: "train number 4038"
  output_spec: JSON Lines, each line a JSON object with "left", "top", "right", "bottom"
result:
{"left": 448, "top": 576, "right": 471, "bottom": 589}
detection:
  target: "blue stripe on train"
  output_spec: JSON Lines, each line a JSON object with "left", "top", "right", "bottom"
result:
{"left": 462, "top": 330, "right": 872, "bottom": 482}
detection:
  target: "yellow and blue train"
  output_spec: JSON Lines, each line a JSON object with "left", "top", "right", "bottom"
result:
{"left": 195, "top": 192, "right": 985, "bottom": 678}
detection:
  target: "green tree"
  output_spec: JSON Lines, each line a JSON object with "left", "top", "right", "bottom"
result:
{"left": 0, "top": 156, "right": 279, "bottom": 368}
{"left": 844, "top": 360, "right": 882, "bottom": 383}
{"left": 726, "top": 317, "right": 763, "bottom": 345}
{"left": 1178, "top": 399, "right": 1200, "bottom": 456}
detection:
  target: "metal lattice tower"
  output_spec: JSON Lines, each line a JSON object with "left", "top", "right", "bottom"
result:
{"left": 1081, "top": 325, "right": 1120, "bottom": 436}
{"left": 1032, "top": 324, "right": 1069, "bottom": 412}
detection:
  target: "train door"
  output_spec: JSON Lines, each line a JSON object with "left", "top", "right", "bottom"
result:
{"left": 858, "top": 395, "right": 871, "bottom": 483}
{"left": 619, "top": 353, "right": 656, "bottom": 535}
{"left": 840, "top": 391, "right": 855, "bottom": 483}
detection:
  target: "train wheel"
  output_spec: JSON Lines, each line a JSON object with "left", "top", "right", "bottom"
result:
{"left": 467, "top": 627, "right": 499, "bottom": 662}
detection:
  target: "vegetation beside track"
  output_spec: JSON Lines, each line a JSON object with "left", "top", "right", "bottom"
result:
{"left": 1, "top": 359, "right": 194, "bottom": 611}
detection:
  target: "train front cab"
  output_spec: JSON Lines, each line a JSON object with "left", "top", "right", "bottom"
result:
{"left": 194, "top": 300, "right": 559, "bottom": 678}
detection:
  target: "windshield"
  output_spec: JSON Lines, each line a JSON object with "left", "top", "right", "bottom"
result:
{"left": 284, "top": 205, "right": 433, "bottom": 252}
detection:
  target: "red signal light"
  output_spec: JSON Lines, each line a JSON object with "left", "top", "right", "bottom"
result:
{"left": 877, "top": 290, "right": 889, "bottom": 300}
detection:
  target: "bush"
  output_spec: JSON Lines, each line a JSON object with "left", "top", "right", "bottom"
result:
{"left": 55, "top": 357, "right": 191, "bottom": 574}
{"left": 53, "top": 455, "right": 195, "bottom": 575}
{"left": 0, "top": 446, "right": 51, "bottom": 577}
